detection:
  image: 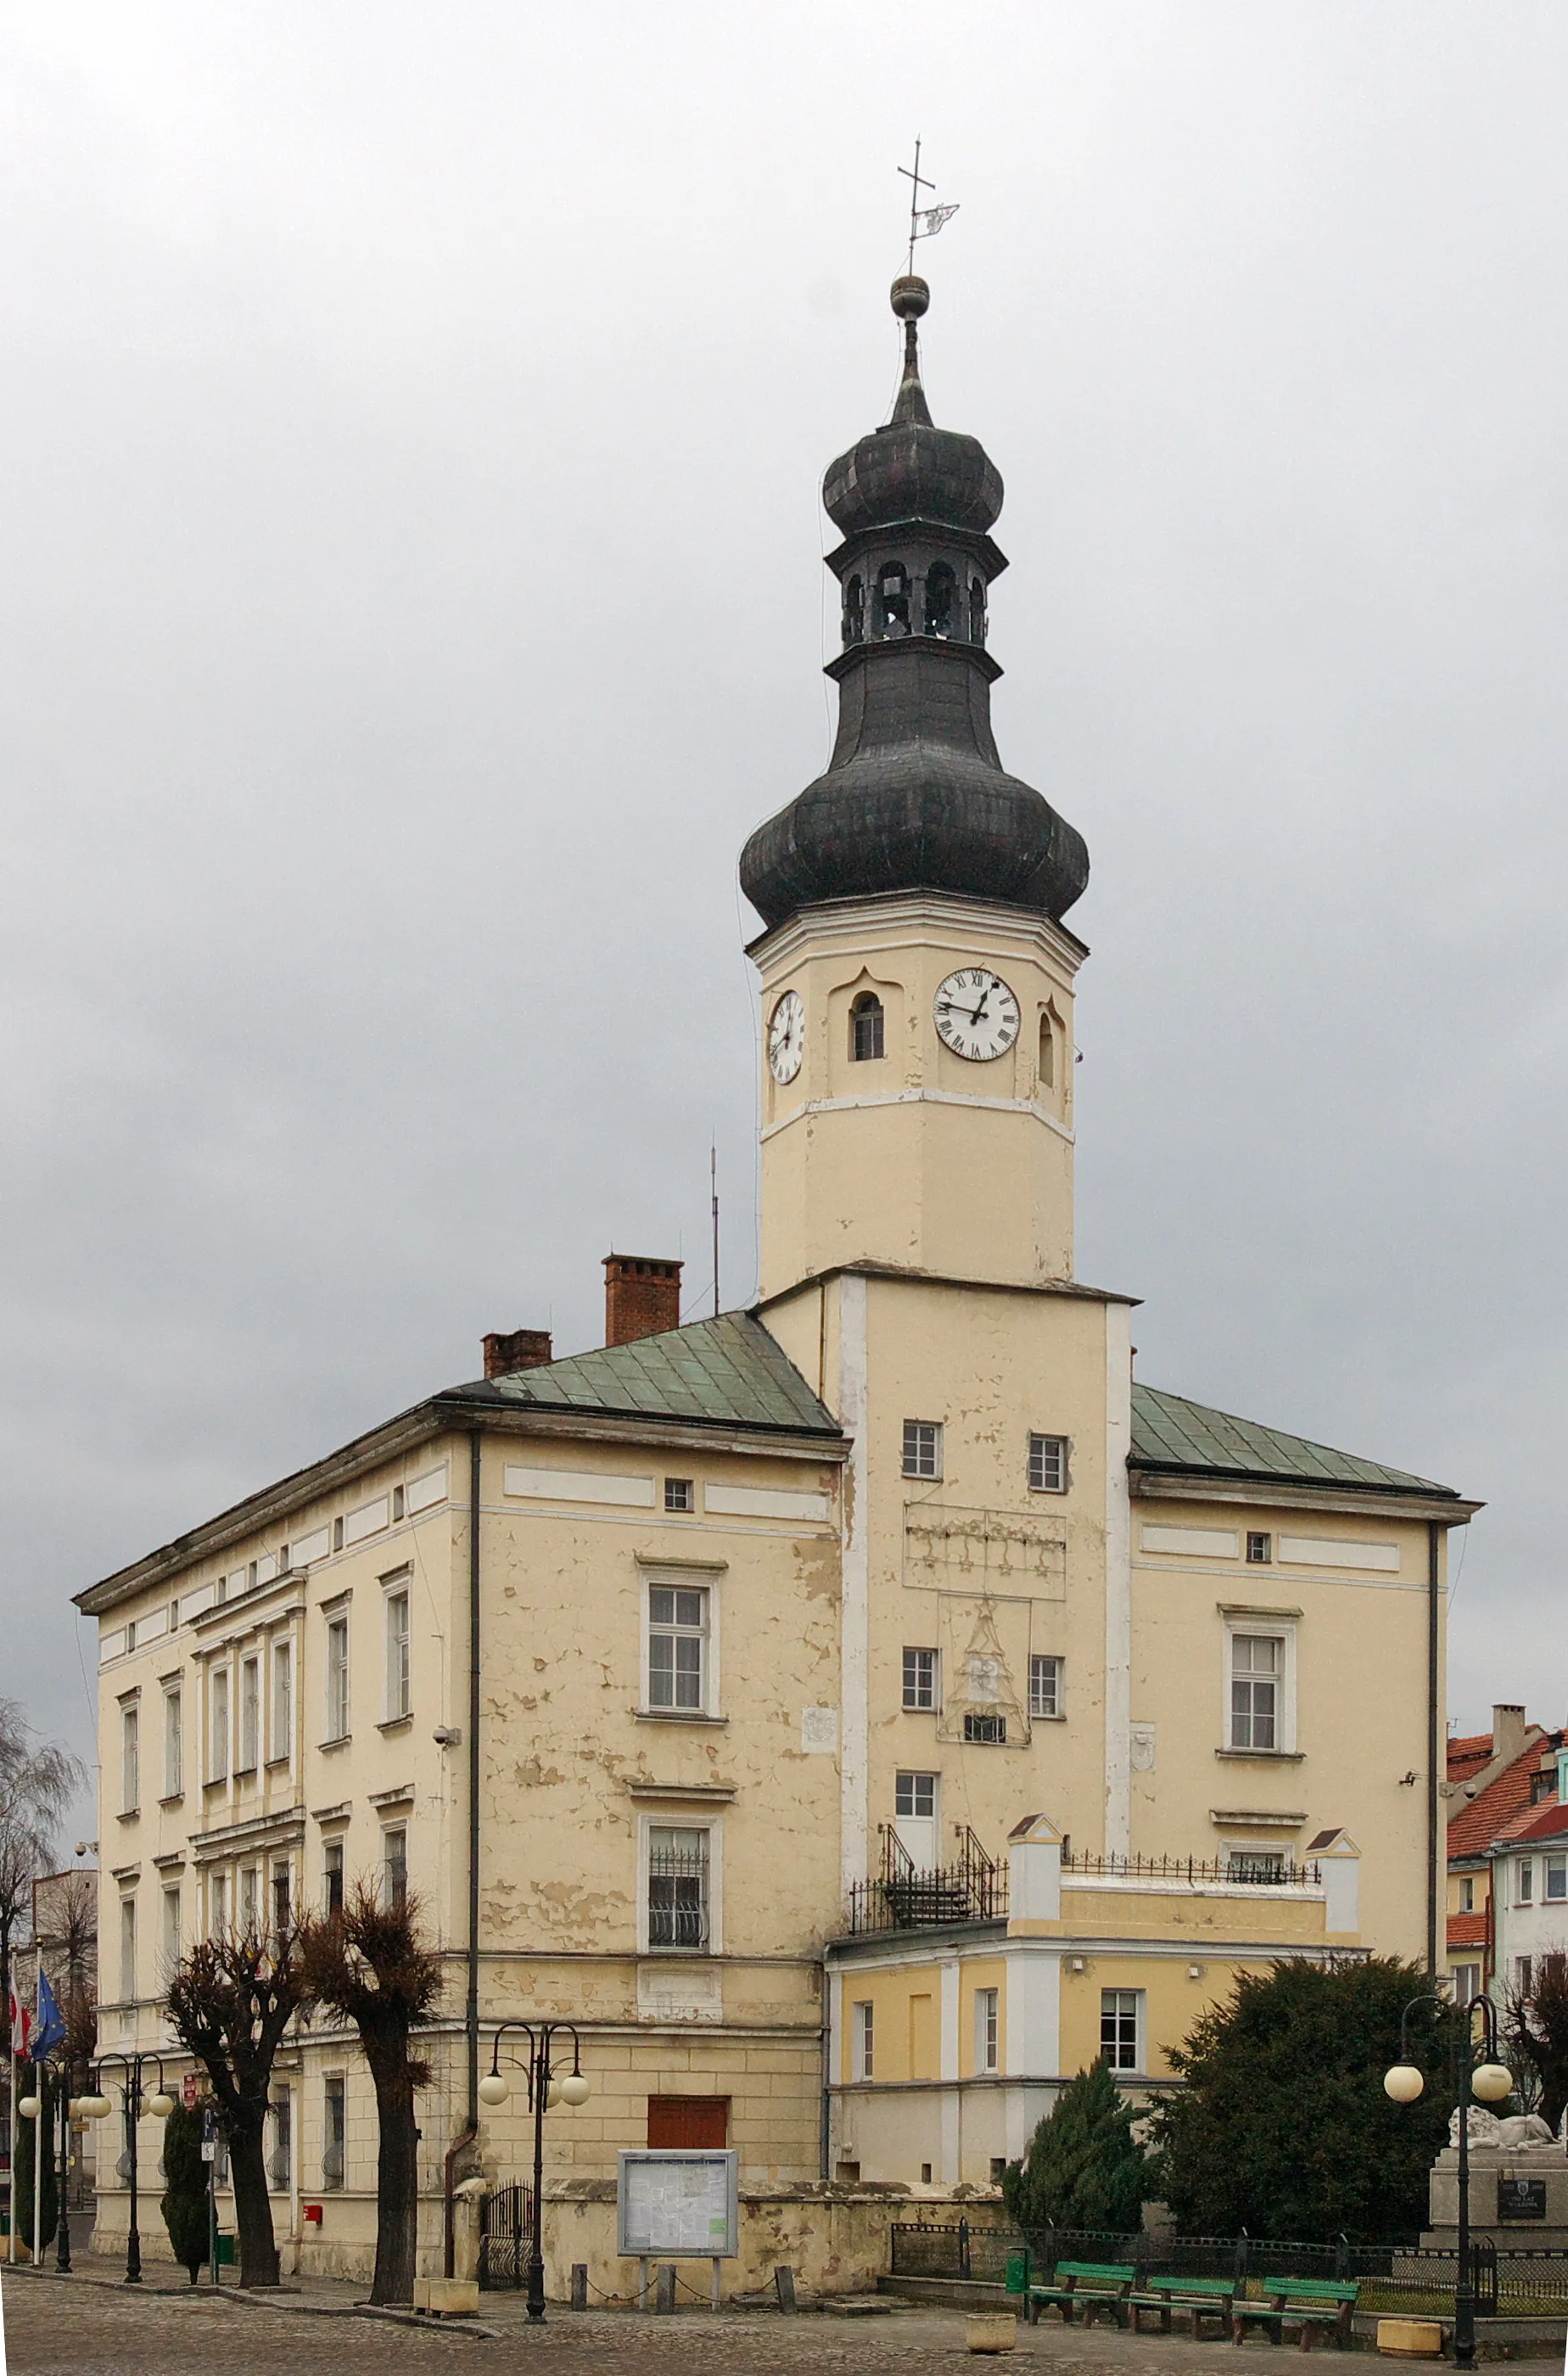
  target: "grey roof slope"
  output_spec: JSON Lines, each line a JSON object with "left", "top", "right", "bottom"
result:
{"left": 446, "top": 1310, "right": 841, "bottom": 1439}
{"left": 1130, "top": 1382, "right": 1456, "bottom": 1499}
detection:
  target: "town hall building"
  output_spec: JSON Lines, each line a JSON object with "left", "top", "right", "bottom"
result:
{"left": 77, "top": 272, "right": 1477, "bottom": 2287}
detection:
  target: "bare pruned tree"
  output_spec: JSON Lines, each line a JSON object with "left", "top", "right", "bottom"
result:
{"left": 1504, "top": 1952, "right": 1568, "bottom": 2134}
{"left": 0, "top": 1700, "right": 86, "bottom": 2075}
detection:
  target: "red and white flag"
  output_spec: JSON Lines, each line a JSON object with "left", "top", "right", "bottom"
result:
{"left": 7, "top": 1979, "right": 31, "bottom": 2057}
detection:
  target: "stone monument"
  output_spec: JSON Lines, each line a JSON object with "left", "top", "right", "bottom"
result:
{"left": 1425, "top": 2109, "right": 1568, "bottom": 2250}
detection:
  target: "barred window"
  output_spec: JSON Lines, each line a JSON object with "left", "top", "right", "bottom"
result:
{"left": 963, "top": 1712, "right": 1006, "bottom": 1745}
{"left": 647, "top": 1825, "right": 708, "bottom": 1951}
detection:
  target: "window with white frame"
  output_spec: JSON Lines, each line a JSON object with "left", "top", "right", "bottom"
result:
{"left": 210, "top": 1870, "right": 230, "bottom": 1937}
{"left": 271, "top": 1639, "right": 292, "bottom": 1762}
{"left": 902, "top": 1420, "right": 942, "bottom": 1480}
{"left": 163, "top": 1684, "right": 182, "bottom": 1798}
{"left": 1100, "top": 1987, "right": 1142, "bottom": 2071}
{"left": 325, "top": 1613, "right": 350, "bottom": 1740}
{"left": 322, "top": 2076, "right": 346, "bottom": 2188}
{"left": 272, "top": 1860, "right": 292, "bottom": 1939}
{"left": 239, "top": 1656, "right": 260, "bottom": 1771}
{"left": 1028, "top": 1434, "right": 1067, "bottom": 1493}
{"left": 1452, "top": 1964, "right": 1481, "bottom": 2005}
{"left": 1517, "top": 1955, "right": 1534, "bottom": 1994}
{"left": 1519, "top": 1858, "right": 1535, "bottom": 1905}
{"left": 162, "top": 1884, "right": 182, "bottom": 1970}
{"left": 1227, "top": 1630, "right": 1285, "bottom": 1751}
{"left": 646, "top": 1581, "right": 710, "bottom": 1714}
{"left": 267, "top": 2088, "right": 292, "bottom": 2192}
{"left": 384, "top": 1583, "right": 411, "bottom": 1721}
{"left": 975, "top": 1987, "right": 1000, "bottom": 2073}
{"left": 210, "top": 1667, "right": 230, "bottom": 1782}
{"left": 1547, "top": 1853, "right": 1567, "bottom": 1902}
{"left": 854, "top": 2000, "right": 874, "bottom": 2081}
{"left": 1029, "top": 1655, "right": 1062, "bottom": 1719}
{"left": 1246, "top": 1532, "right": 1273, "bottom": 1565}
{"left": 120, "top": 1701, "right": 140, "bottom": 1813}
{"left": 323, "top": 1837, "right": 344, "bottom": 1914}
{"left": 383, "top": 1825, "right": 408, "bottom": 1908}
{"left": 647, "top": 1824, "right": 709, "bottom": 1950}
{"left": 1459, "top": 1876, "right": 1475, "bottom": 1913}
{"left": 120, "top": 1894, "right": 137, "bottom": 2002}
{"left": 240, "top": 1864, "right": 259, "bottom": 1931}
{"left": 903, "top": 1647, "right": 938, "bottom": 1711}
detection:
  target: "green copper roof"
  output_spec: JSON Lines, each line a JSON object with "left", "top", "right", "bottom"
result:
{"left": 449, "top": 1311, "right": 840, "bottom": 1438}
{"left": 1130, "top": 1382, "right": 1454, "bottom": 1498}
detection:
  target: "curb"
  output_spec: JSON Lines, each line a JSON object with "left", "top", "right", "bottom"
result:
{"left": 2, "top": 2265, "right": 497, "bottom": 2339}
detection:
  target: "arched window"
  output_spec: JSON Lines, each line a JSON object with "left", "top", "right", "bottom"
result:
{"left": 873, "top": 563, "right": 910, "bottom": 639}
{"left": 1039, "top": 1011, "right": 1055, "bottom": 1089}
{"left": 923, "top": 562, "right": 957, "bottom": 639}
{"left": 842, "top": 574, "right": 865, "bottom": 648}
{"left": 968, "top": 576, "right": 987, "bottom": 645}
{"left": 850, "top": 992, "right": 885, "bottom": 1062}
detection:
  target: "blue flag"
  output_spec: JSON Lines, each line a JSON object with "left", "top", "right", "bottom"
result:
{"left": 33, "top": 1970, "right": 64, "bottom": 2062}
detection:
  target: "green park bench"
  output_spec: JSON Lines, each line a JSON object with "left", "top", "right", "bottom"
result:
{"left": 1026, "top": 2259, "right": 1140, "bottom": 2328}
{"left": 1130, "top": 2272, "right": 1238, "bottom": 2336}
{"left": 1231, "top": 2276, "right": 1360, "bottom": 2351}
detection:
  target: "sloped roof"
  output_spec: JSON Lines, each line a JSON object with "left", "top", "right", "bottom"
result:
{"left": 1448, "top": 1736, "right": 1553, "bottom": 1859}
{"left": 1448, "top": 1732, "right": 1498, "bottom": 1785}
{"left": 1495, "top": 1794, "right": 1568, "bottom": 1850}
{"left": 1448, "top": 1912, "right": 1488, "bottom": 1950}
{"left": 445, "top": 1311, "right": 841, "bottom": 1440}
{"left": 1129, "top": 1384, "right": 1456, "bottom": 1498}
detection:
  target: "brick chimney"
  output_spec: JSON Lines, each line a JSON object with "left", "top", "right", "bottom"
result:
{"left": 1492, "top": 1704, "right": 1528, "bottom": 1763}
{"left": 603, "top": 1253, "right": 682, "bottom": 1348}
{"left": 483, "top": 1327, "right": 553, "bottom": 1380}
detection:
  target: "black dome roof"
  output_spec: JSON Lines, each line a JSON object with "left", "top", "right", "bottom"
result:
{"left": 824, "top": 420, "right": 1002, "bottom": 540}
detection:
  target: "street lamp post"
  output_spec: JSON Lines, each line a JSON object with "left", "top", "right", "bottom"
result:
{"left": 478, "top": 2022, "right": 590, "bottom": 2323}
{"left": 81, "top": 2054, "right": 174, "bottom": 2284}
{"left": 1384, "top": 1993, "right": 1513, "bottom": 2369}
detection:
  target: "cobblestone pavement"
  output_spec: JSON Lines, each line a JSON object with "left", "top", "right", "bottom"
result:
{"left": 1, "top": 2267, "right": 1257, "bottom": 2376}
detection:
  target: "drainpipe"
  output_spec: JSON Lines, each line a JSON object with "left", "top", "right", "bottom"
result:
{"left": 468, "top": 1432, "right": 483, "bottom": 2125}
{"left": 1427, "top": 1521, "right": 1441, "bottom": 1978}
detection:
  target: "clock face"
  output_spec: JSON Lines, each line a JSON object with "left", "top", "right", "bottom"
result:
{"left": 934, "top": 968, "right": 1020, "bottom": 1062}
{"left": 767, "top": 989, "right": 804, "bottom": 1084}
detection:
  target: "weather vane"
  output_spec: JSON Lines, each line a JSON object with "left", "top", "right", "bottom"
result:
{"left": 898, "top": 138, "right": 959, "bottom": 276}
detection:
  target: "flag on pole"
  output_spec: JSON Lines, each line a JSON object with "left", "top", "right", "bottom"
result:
{"left": 33, "top": 1970, "right": 64, "bottom": 2061}
{"left": 913, "top": 203, "right": 959, "bottom": 241}
{"left": 8, "top": 1978, "right": 33, "bottom": 2059}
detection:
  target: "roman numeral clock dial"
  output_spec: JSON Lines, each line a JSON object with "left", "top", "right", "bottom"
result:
{"left": 768, "top": 989, "right": 804, "bottom": 1083}
{"left": 934, "top": 968, "right": 1019, "bottom": 1062}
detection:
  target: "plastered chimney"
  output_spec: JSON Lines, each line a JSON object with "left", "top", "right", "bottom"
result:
{"left": 483, "top": 1327, "right": 553, "bottom": 1380}
{"left": 1492, "top": 1704, "right": 1527, "bottom": 1763}
{"left": 603, "top": 1254, "right": 682, "bottom": 1348}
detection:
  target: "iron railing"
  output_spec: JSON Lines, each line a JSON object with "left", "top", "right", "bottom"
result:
{"left": 1061, "top": 1852, "right": 1323, "bottom": 1886}
{"left": 478, "top": 2183, "right": 531, "bottom": 2289}
{"left": 647, "top": 1835, "right": 709, "bottom": 1950}
{"left": 843, "top": 1837, "right": 1327, "bottom": 1936}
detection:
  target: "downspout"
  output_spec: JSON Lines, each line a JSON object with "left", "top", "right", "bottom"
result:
{"left": 468, "top": 1430, "right": 482, "bottom": 2123}
{"left": 1428, "top": 1520, "right": 1441, "bottom": 1979}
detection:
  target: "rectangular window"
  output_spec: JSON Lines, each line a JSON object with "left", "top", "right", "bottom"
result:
{"left": 210, "top": 1668, "right": 230, "bottom": 1782}
{"left": 268, "top": 2090, "right": 292, "bottom": 2193}
{"left": 1459, "top": 1876, "right": 1475, "bottom": 1913}
{"left": 854, "top": 2000, "right": 874, "bottom": 2081}
{"left": 1229, "top": 1634, "right": 1280, "bottom": 1751}
{"left": 895, "top": 1772, "right": 938, "bottom": 1820}
{"left": 162, "top": 1884, "right": 182, "bottom": 1970}
{"left": 272, "top": 1861, "right": 292, "bottom": 1939}
{"left": 1029, "top": 1655, "right": 1062, "bottom": 1720}
{"left": 1452, "top": 1964, "right": 1481, "bottom": 2006}
{"left": 163, "top": 1686, "right": 182, "bottom": 1798}
{"left": 1246, "top": 1532, "right": 1273, "bottom": 1564}
{"left": 271, "top": 1640, "right": 292, "bottom": 1762}
{"left": 210, "top": 1870, "right": 229, "bottom": 1937}
{"left": 1100, "top": 1987, "right": 1141, "bottom": 2072}
{"left": 647, "top": 1824, "right": 708, "bottom": 1950}
{"left": 322, "top": 2077, "right": 346, "bottom": 2188}
{"left": 120, "top": 1895, "right": 137, "bottom": 2002}
{"left": 323, "top": 1838, "right": 344, "bottom": 1914}
{"left": 964, "top": 1711, "right": 1006, "bottom": 1745}
{"left": 240, "top": 1865, "right": 259, "bottom": 1931}
{"left": 383, "top": 1826, "right": 408, "bottom": 1908}
{"left": 325, "top": 1615, "right": 350, "bottom": 1740}
{"left": 902, "top": 1420, "right": 942, "bottom": 1480}
{"left": 902, "top": 1647, "right": 938, "bottom": 1711}
{"left": 1028, "top": 1434, "right": 1067, "bottom": 1493}
{"left": 1547, "top": 1856, "right": 1567, "bottom": 1903}
{"left": 976, "top": 1987, "right": 1000, "bottom": 2074}
{"left": 1517, "top": 1956, "right": 1534, "bottom": 1995}
{"left": 384, "top": 1588, "right": 411, "bottom": 1721}
{"left": 1520, "top": 1858, "right": 1535, "bottom": 1905}
{"left": 647, "top": 1583, "right": 709, "bottom": 1713}
{"left": 1228, "top": 1849, "right": 1285, "bottom": 1884}
{"left": 664, "top": 1478, "right": 695, "bottom": 1513}
{"left": 120, "top": 1703, "right": 140, "bottom": 1813}
{"left": 239, "top": 1656, "right": 260, "bottom": 1772}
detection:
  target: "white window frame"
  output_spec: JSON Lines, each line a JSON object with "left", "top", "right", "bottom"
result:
{"left": 854, "top": 1999, "right": 874, "bottom": 2081}
{"left": 323, "top": 1835, "right": 344, "bottom": 1913}
{"left": 1547, "top": 1854, "right": 1568, "bottom": 1904}
{"left": 119, "top": 1893, "right": 137, "bottom": 2002}
{"left": 641, "top": 1572, "right": 720, "bottom": 1718}
{"left": 1451, "top": 1963, "right": 1481, "bottom": 2005}
{"left": 902, "top": 1420, "right": 943, "bottom": 1481}
{"left": 238, "top": 1654, "right": 260, "bottom": 1773}
{"left": 162, "top": 1883, "right": 182, "bottom": 1971}
{"left": 382, "top": 1824, "right": 408, "bottom": 1908}
{"left": 239, "top": 1863, "right": 260, "bottom": 1932}
{"left": 383, "top": 1578, "right": 412, "bottom": 1722}
{"left": 1517, "top": 1954, "right": 1534, "bottom": 1995}
{"left": 1100, "top": 1986, "right": 1144, "bottom": 2073}
{"left": 209, "top": 1667, "right": 231, "bottom": 1784}
{"left": 324, "top": 1611, "right": 350, "bottom": 1741}
{"left": 902, "top": 1647, "right": 938, "bottom": 1712}
{"left": 975, "top": 1986, "right": 1000, "bottom": 2074}
{"left": 1459, "top": 1875, "right": 1475, "bottom": 1913}
{"left": 1028, "top": 1433, "right": 1067, "bottom": 1493}
{"left": 1519, "top": 1858, "right": 1535, "bottom": 1906}
{"left": 270, "top": 1638, "right": 293, "bottom": 1764}
{"left": 163, "top": 1682, "right": 183, "bottom": 1799}
{"left": 1222, "top": 1618, "right": 1296, "bottom": 1754}
{"left": 636, "top": 1812, "right": 721, "bottom": 1954}
{"left": 1029, "top": 1654, "right": 1063, "bottom": 1720}
{"left": 120, "top": 1698, "right": 140, "bottom": 1813}
{"left": 322, "top": 2075, "right": 346, "bottom": 2188}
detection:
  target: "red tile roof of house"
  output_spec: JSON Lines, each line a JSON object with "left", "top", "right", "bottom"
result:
{"left": 1493, "top": 1796, "right": 1568, "bottom": 1849}
{"left": 1448, "top": 1732, "right": 1498, "bottom": 1784}
{"left": 1448, "top": 1733, "right": 1555, "bottom": 1859}
{"left": 1447, "top": 1912, "right": 1488, "bottom": 1949}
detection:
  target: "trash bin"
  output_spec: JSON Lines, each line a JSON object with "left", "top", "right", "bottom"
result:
{"left": 216, "top": 2233, "right": 237, "bottom": 2267}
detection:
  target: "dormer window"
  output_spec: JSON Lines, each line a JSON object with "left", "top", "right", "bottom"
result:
{"left": 850, "top": 992, "right": 884, "bottom": 1062}
{"left": 923, "top": 561, "right": 957, "bottom": 638}
{"left": 873, "top": 562, "right": 910, "bottom": 638}
{"left": 842, "top": 574, "right": 865, "bottom": 648}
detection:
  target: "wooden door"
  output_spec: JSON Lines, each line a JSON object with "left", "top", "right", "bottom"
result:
{"left": 647, "top": 2095, "right": 729, "bottom": 2149}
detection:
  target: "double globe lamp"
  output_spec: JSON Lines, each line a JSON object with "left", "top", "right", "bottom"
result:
{"left": 478, "top": 2067, "right": 589, "bottom": 2110}
{"left": 1382, "top": 2057, "right": 1513, "bottom": 2107}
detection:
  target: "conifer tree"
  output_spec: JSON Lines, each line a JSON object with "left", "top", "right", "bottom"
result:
{"left": 1004, "top": 2058, "right": 1150, "bottom": 2233}
{"left": 160, "top": 2102, "right": 210, "bottom": 2283}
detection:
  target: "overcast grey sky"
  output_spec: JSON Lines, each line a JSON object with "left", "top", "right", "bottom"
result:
{"left": 3, "top": 3, "right": 1565, "bottom": 1820}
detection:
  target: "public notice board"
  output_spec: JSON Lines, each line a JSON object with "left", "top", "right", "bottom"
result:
{"left": 617, "top": 2150, "right": 738, "bottom": 2257}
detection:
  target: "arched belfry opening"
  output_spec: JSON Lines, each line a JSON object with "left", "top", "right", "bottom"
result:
{"left": 850, "top": 991, "right": 885, "bottom": 1062}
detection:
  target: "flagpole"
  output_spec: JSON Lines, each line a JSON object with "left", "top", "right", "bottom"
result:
{"left": 34, "top": 1970, "right": 43, "bottom": 2267}
{"left": 7, "top": 2043, "right": 15, "bottom": 2262}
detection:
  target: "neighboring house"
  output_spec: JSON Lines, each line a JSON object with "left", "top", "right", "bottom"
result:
{"left": 1490, "top": 1762, "right": 1568, "bottom": 2005}
{"left": 75, "top": 277, "right": 1479, "bottom": 2280}
{"left": 1446, "top": 1709, "right": 1562, "bottom": 2002}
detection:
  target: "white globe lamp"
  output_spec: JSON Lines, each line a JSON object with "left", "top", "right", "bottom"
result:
{"left": 477, "top": 2071, "right": 509, "bottom": 2107}
{"left": 558, "top": 2072, "right": 590, "bottom": 2108}
{"left": 1472, "top": 2062, "right": 1514, "bottom": 2104}
{"left": 1383, "top": 2063, "right": 1425, "bottom": 2104}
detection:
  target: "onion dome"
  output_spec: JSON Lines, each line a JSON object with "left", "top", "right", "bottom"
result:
{"left": 739, "top": 277, "right": 1089, "bottom": 933}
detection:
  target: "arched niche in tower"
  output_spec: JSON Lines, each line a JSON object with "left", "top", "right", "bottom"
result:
{"left": 827, "top": 967, "right": 904, "bottom": 1097}
{"left": 923, "top": 560, "right": 959, "bottom": 640}
{"left": 967, "top": 574, "right": 988, "bottom": 646}
{"left": 872, "top": 560, "right": 911, "bottom": 640}
{"left": 842, "top": 574, "right": 865, "bottom": 649}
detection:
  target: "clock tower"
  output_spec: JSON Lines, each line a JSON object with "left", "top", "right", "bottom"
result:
{"left": 741, "top": 276, "right": 1091, "bottom": 1300}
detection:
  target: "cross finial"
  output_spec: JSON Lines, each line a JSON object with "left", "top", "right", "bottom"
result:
{"left": 898, "top": 139, "right": 960, "bottom": 277}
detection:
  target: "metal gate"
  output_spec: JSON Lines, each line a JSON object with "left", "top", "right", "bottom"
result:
{"left": 478, "top": 2184, "right": 531, "bottom": 2290}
